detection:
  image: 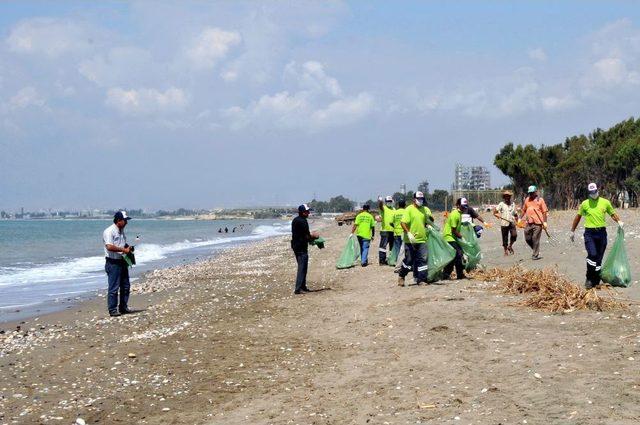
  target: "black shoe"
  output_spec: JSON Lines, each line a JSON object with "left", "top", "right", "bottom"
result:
{"left": 361, "top": 262, "right": 368, "bottom": 267}
{"left": 301, "top": 287, "right": 311, "bottom": 292}
{"left": 119, "top": 308, "right": 134, "bottom": 314}
{"left": 109, "top": 311, "right": 121, "bottom": 317}
{"left": 294, "top": 290, "right": 303, "bottom": 295}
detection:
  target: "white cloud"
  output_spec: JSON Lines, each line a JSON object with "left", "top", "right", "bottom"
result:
{"left": 105, "top": 87, "right": 188, "bottom": 115}
{"left": 224, "top": 61, "right": 373, "bottom": 131}
{"left": 580, "top": 19, "right": 640, "bottom": 94}
{"left": 8, "top": 86, "right": 46, "bottom": 109}
{"left": 541, "top": 95, "right": 579, "bottom": 111}
{"left": 311, "top": 93, "right": 374, "bottom": 128}
{"left": 528, "top": 47, "right": 547, "bottom": 62}
{"left": 590, "top": 57, "right": 639, "bottom": 86}
{"left": 6, "top": 18, "right": 93, "bottom": 58}
{"left": 284, "top": 61, "right": 343, "bottom": 97}
{"left": 186, "top": 28, "right": 241, "bottom": 70}
{"left": 79, "top": 47, "right": 154, "bottom": 87}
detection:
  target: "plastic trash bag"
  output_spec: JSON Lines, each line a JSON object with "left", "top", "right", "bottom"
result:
{"left": 427, "top": 227, "right": 456, "bottom": 282}
{"left": 458, "top": 222, "right": 482, "bottom": 271}
{"left": 600, "top": 227, "right": 632, "bottom": 287}
{"left": 310, "top": 237, "right": 326, "bottom": 249}
{"left": 387, "top": 241, "right": 400, "bottom": 266}
{"left": 336, "top": 234, "right": 361, "bottom": 269}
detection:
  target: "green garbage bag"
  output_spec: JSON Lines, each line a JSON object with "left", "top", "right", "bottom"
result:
{"left": 310, "top": 237, "right": 326, "bottom": 249}
{"left": 601, "top": 227, "right": 632, "bottom": 287}
{"left": 388, "top": 241, "right": 400, "bottom": 266}
{"left": 458, "top": 222, "right": 482, "bottom": 271}
{"left": 427, "top": 227, "right": 456, "bottom": 282}
{"left": 336, "top": 234, "right": 361, "bottom": 269}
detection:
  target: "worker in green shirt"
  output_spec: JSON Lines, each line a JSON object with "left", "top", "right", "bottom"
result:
{"left": 352, "top": 204, "right": 376, "bottom": 267}
{"left": 442, "top": 198, "right": 468, "bottom": 280}
{"left": 398, "top": 191, "right": 433, "bottom": 286}
{"left": 377, "top": 195, "right": 396, "bottom": 265}
{"left": 570, "top": 183, "right": 622, "bottom": 288}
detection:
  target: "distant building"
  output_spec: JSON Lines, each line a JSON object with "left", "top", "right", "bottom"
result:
{"left": 453, "top": 163, "right": 491, "bottom": 191}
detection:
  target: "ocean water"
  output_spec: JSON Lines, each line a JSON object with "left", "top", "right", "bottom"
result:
{"left": 0, "top": 219, "right": 290, "bottom": 321}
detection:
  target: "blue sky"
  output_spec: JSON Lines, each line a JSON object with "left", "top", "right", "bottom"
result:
{"left": 2, "top": 1, "right": 640, "bottom": 210}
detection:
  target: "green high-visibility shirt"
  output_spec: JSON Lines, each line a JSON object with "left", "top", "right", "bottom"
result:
{"left": 393, "top": 208, "right": 406, "bottom": 236}
{"left": 443, "top": 209, "right": 462, "bottom": 242}
{"left": 401, "top": 204, "right": 432, "bottom": 244}
{"left": 354, "top": 211, "right": 375, "bottom": 240}
{"left": 380, "top": 204, "right": 395, "bottom": 232}
{"left": 578, "top": 197, "right": 616, "bottom": 228}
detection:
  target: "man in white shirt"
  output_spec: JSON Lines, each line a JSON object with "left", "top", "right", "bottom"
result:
{"left": 103, "top": 211, "right": 133, "bottom": 317}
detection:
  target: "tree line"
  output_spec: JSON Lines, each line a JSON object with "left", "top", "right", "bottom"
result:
{"left": 494, "top": 116, "right": 640, "bottom": 209}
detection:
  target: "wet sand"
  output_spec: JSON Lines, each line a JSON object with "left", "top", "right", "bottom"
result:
{"left": 2, "top": 212, "right": 640, "bottom": 424}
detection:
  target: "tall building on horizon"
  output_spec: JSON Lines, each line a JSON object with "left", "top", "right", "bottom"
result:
{"left": 452, "top": 164, "right": 491, "bottom": 191}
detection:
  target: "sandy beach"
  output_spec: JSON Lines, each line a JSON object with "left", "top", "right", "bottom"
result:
{"left": 2, "top": 211, "right": 640, "bottom": 424}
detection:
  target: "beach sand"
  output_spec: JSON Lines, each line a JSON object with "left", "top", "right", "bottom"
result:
{"left": 2, "top": 211, "right": 640, "bottom": 424}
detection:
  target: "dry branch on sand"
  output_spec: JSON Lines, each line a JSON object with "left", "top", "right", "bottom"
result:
{"left": 471, "top": 266, "right": 627, "bottom": 312}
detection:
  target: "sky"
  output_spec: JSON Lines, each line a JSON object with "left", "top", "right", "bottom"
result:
{"left": 2, "top": 1, "right": 640, "bottom": 210}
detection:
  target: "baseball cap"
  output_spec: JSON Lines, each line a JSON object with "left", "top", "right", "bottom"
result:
{"left": 298, "top": 204, "right": 312, "bottom": 213}
{"left": 414, "top": 191, "right": 425, "bottom": 199}
{"left": 114, "top": 211, "right": 131, "bottom": 221}
{"left": 527, "top": 185, "right": 537, "bottom": 193}
{"left": 385, "top": 195, "right": 393, "bottom": 202}
{"left": 588, "top": 183, "right": 598, "bottom": 193}
{"left": 460, "top": 197, "right": 469, "bottom": 206}
{"left": 362, "top": 204, "right": 370, "bottom": 210}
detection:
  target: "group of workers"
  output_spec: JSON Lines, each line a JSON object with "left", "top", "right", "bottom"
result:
{"left": 97, "top": 183, "right": 623, "bottom": 316}
{"left": 289, "top": 182, "right": 624, "bottom": 297}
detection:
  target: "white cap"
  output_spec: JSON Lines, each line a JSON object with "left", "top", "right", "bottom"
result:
{"left": 460, "top": 197, "right": 468, "bottom": 206}
{"left": 588, "top": 182, "right": 598, "bottom": 193}
{"left": 385, "top": 195, "right": 393, "bottom": 202}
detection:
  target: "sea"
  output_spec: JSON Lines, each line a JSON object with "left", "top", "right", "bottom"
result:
{"left": 0, "top": 219, "right": 291, "bottom": 322}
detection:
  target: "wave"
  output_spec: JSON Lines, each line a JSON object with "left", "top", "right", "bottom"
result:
{"left": 0, "top": 223, "right": 290, "bottom": 288}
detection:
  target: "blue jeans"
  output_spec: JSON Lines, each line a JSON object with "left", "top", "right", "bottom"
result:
{"left": 378, "top": 231, "right": 394, "bottom": 264}
{"left": 294, "top": 251, "right": 309, "bottom": 292}
{"left": 399, "top": 243, "right": 428, "bottom": 283}
{"left": 105, "top": 259, "right": 130, "bottom": 313}
{"left": 584, "top": 228, "right": 607, "bottom": 286}
{"left": 357, "top": 237, "right": 371, "bottom": 265}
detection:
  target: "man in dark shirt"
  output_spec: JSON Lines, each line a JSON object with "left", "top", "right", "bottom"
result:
{"left": 291, "top": 204, "right": 320, "bottom": 294}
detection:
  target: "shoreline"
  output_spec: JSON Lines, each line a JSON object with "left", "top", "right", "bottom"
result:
{"left": 2, "top": 214, "right": 640, "bottom": 424}
{"left": 0, "top": 219, "right": 299, "bottom": 325}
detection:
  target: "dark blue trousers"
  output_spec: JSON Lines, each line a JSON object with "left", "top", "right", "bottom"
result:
{"left": 294, "top": 251, "right": 309, "bottom": 292}
{"left": 378, "top": 231, "right": 394, "bottom": 264}
{"left": 584, "top": 228, "right": 607, "bottom": 286}
{"left": 399, "top": 243, "right": 428, "bottom": 283}
{"left": 105, "top": 259, "right": 130, "bottom": 314}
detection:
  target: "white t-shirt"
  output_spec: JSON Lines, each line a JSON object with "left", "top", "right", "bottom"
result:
{"left": 496, "top": 202, "right": 517, "bottom": 225}
{"left": 103, "top": 224, "right": 127, "bottom": 259}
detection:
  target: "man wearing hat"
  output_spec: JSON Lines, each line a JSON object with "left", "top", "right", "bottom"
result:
{"left": 291, "top": 204, "right": 320, "bottom": 294}
{"left": 377, "top": 195, "right": 396, "bottom": 265}
{"left": 103, "top": 211, "right": 133, "bottom": 317}
{"left": 493, "top": 190, "right": 519, "bottom": 255}
{"left": 520, "top": 185, "right": 548, "bottom": 260}
{"left": 570, "top": 183, "right": 622, "bottom": 288}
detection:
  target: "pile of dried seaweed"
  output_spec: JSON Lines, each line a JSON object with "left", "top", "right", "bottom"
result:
{"left": 472, "top": 266, "right": 627, "bottom": 312}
